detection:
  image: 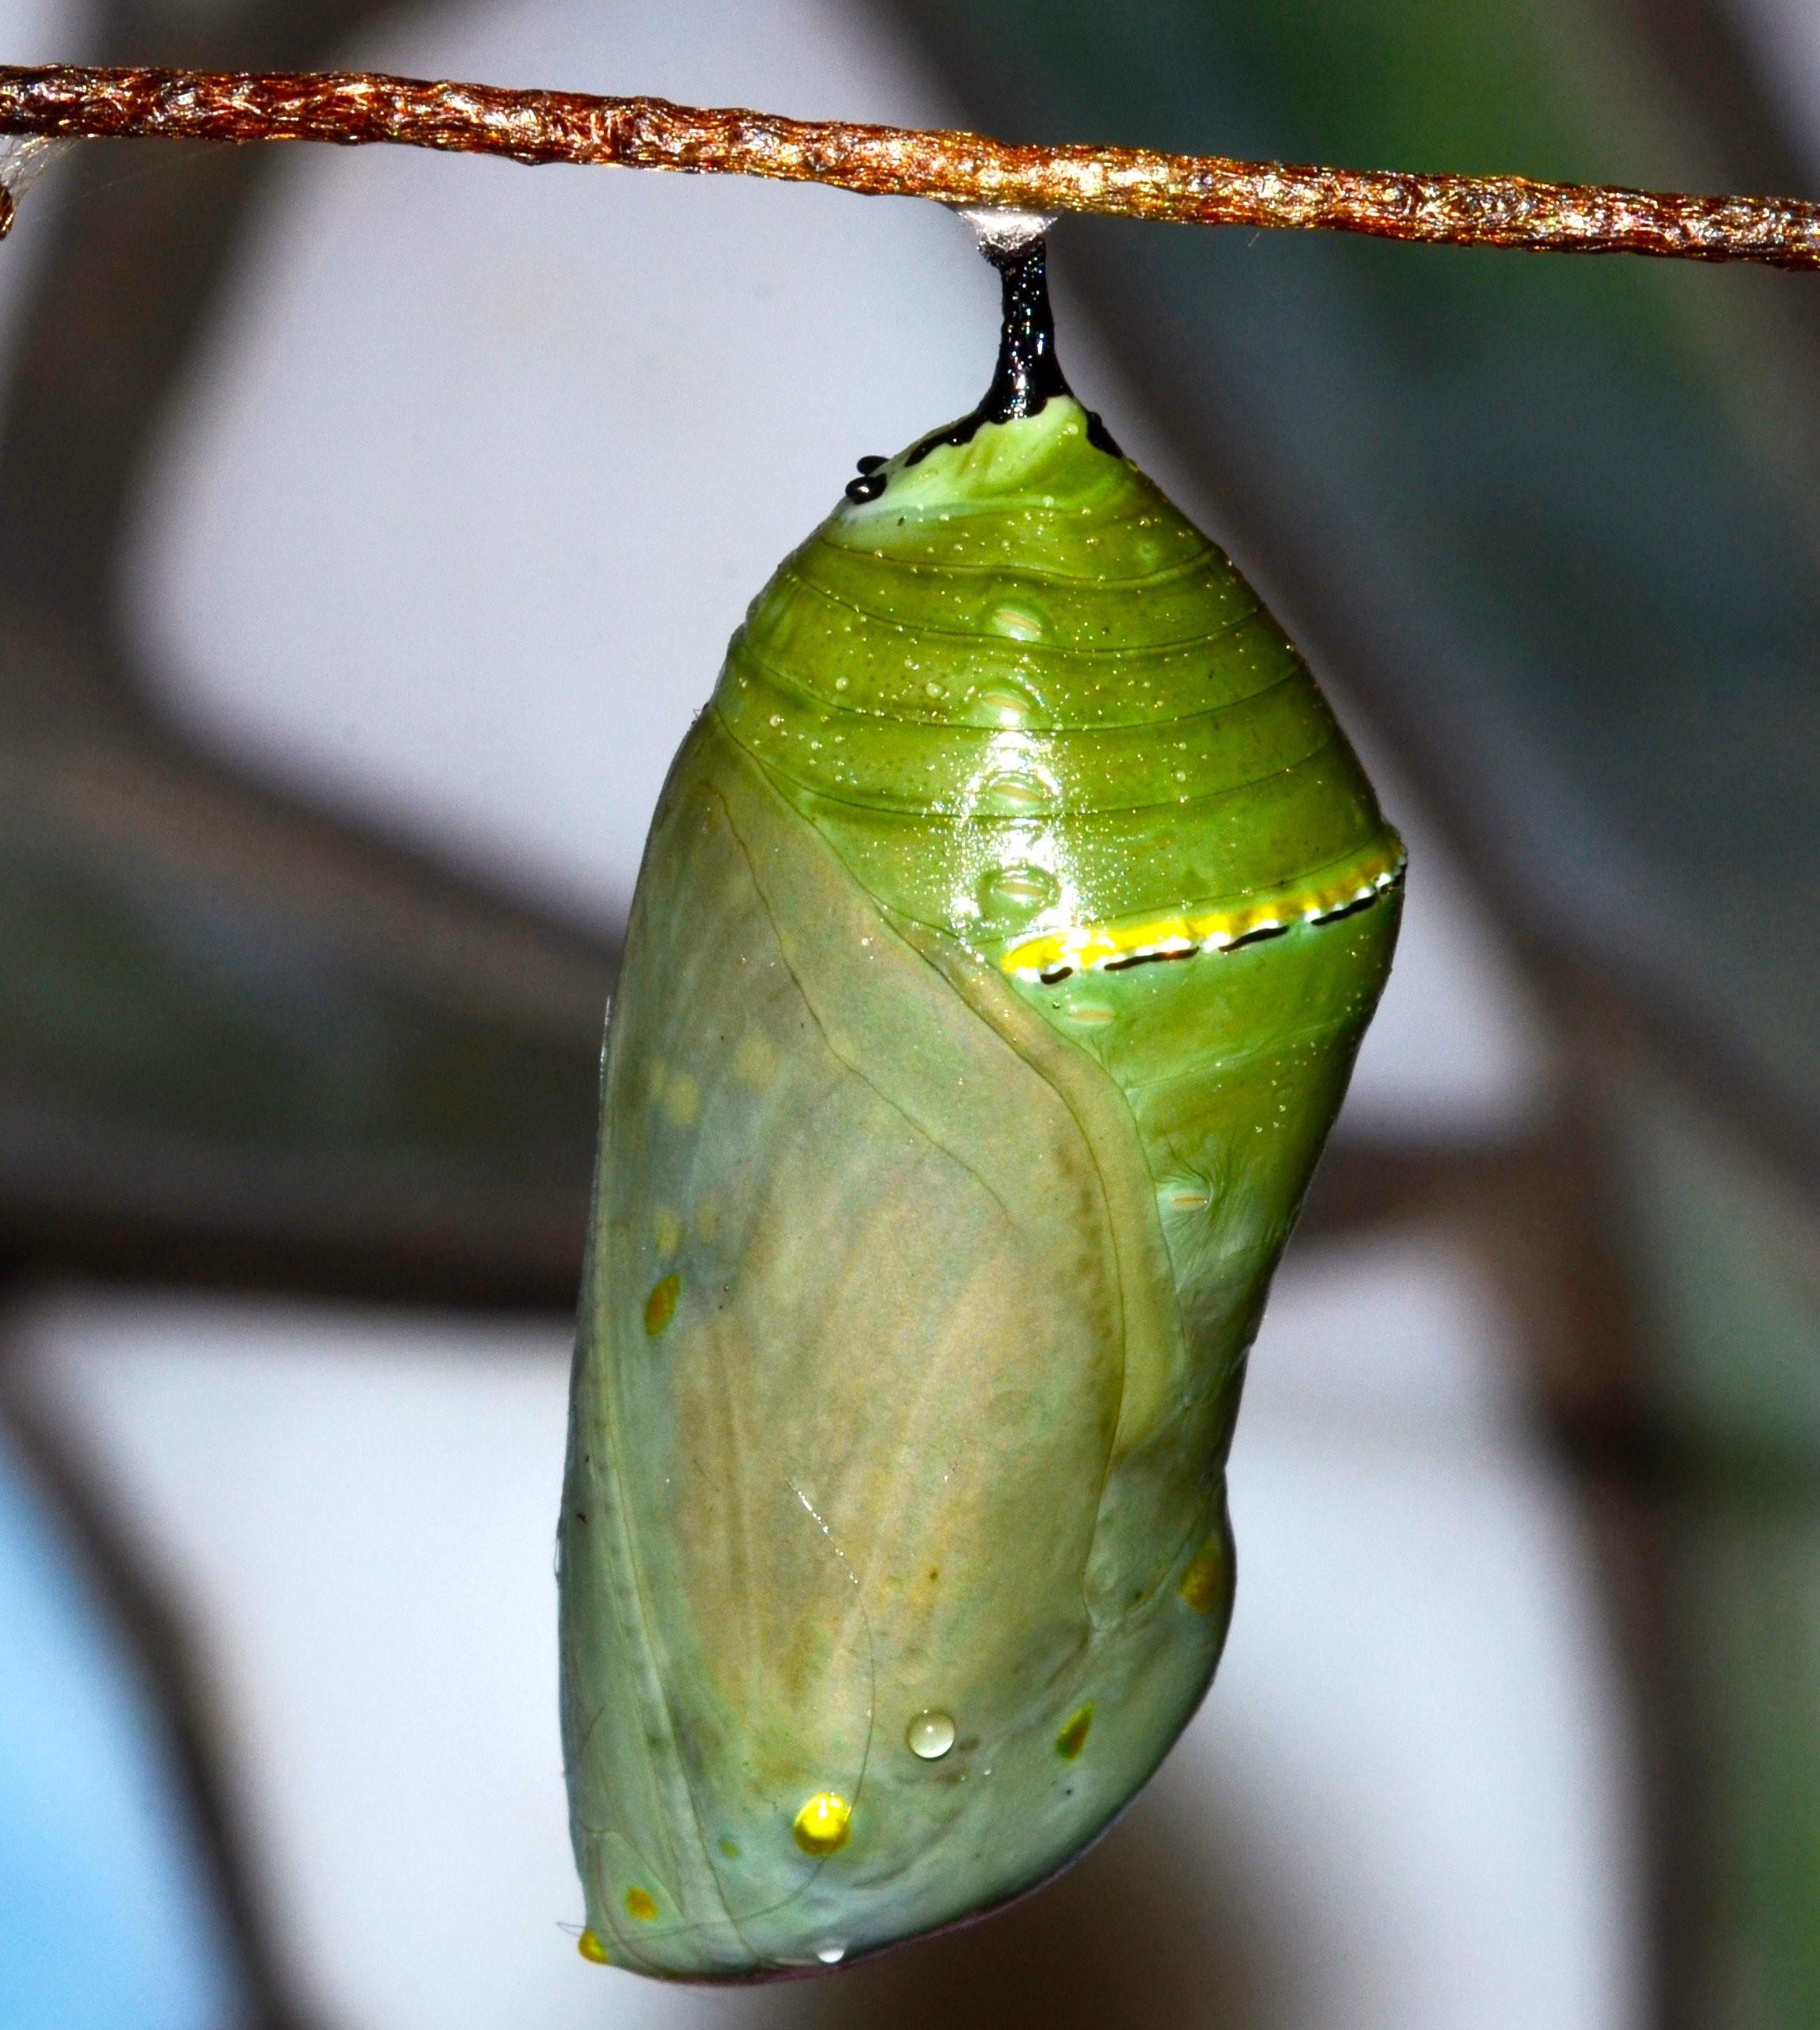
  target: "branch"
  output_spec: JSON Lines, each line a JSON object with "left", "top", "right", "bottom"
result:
{"left": 2, "top": 63, "right": 1819, "bottom": 268}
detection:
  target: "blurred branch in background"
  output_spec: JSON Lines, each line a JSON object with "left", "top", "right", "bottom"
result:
{"left": 3, "top": 60, "right": 1820, "bottom": 264}
{"left": 0, "top": 16, "right": 609, "bottom": 1313}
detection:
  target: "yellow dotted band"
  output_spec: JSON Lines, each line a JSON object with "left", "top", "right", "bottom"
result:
{"left": 1001, "top": 833, "right": 1405, "bottom": 981}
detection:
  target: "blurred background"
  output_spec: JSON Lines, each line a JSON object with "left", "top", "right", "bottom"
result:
{"left": 0, "top": 0, "right": 1817, "bottom": 2024}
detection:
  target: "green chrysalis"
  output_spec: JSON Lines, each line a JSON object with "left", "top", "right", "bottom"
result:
{"left": 559, "top": 230, "right": 1401, "bottom": 1979}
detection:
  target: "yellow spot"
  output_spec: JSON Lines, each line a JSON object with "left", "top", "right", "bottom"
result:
{"left": 1056, "top": 1704, "right": 1095, "bottom": 1761}
{"left": 643, "top": 1274, "right": 680, "bottom": 1338}
{"left": 733, "top": 1032, "right": 778, "bottom": 1090}
{"left": 577, "top": 1929, "right": 610, "bottom": 1964}
{"left": 1179, "top": 1543, "right": 1227, "bottom": 1614}
{"left": 624, "top": 1887, "right": 658, "bottom": 1922}
{"left": 792, "top": 1791, "right": 853, "bottom": 1856}
{"left": 719, "top": 1838, "right": 741, "bottom": 1859}
{"left": 1000, "top": 834, "right": 1406, "bottom": 978}
{"left": 652, "top": 1206, "right": 683, "bottom": 1258}
{"left": 662, "top": 1071, "right": 701, "bottom": 1127}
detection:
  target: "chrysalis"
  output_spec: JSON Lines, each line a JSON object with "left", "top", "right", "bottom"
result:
{"left": 559, "top": 225, "right": 1402, "bottom": 1979}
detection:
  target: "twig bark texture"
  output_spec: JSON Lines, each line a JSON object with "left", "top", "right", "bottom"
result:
{"left": 2, "top": 63, "right": 1819, "bottom": 268}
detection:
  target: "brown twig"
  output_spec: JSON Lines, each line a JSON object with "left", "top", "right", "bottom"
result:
{"left": 1, "top": 62, "right": 1818, "bottom": 267}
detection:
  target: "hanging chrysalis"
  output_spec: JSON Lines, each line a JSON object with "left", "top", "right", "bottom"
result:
{"left": 559, "top": 216, "right": 1402, "bottom": 1980}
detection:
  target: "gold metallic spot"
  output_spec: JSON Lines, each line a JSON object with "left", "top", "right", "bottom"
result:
{"left": 652, "top": 1206, "right": 683, "bottom": 1258}
{"left": 644, "top": 1274, "right": 680, "bottom": 1338}
{"left": 1180, "top": 1543, "right": 1227, "bottom": 1614}
{"left": 792, "top": 1791, "right": 853, "bottom": 1856}
{"left": 719, "top": 1837, "right": 741, "bottom": 1859}
{"left": 906, "top": 1709, "right": 957, "bottom": 1760}
{"left": 577, "top": 1929, "right": 610, "bottom": 1964}
{"left": 1056, "top": 1703, "right": 1095, "bottom": 1761}
{"left": 624, "top": 1887, "right": 659, "bottom": 1922}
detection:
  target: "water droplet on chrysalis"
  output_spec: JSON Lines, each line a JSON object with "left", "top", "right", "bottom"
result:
{"left": 905, "top": 1709, "right": 957, "bottom": 1760}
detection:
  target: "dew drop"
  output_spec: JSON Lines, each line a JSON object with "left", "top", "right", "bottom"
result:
{"left": 905, "top": 1709, "right": 957, "bottom": 1760}
{"left": 816, "top": 1943, "right": 848, "bottom": 1964}
{"left": 792, "top": 1790, "right": 853, "bottom": 1856}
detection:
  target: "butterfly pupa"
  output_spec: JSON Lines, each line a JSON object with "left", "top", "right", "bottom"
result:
{"left": 559, "top": 226, "right": 1402, "bottom": 1979}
